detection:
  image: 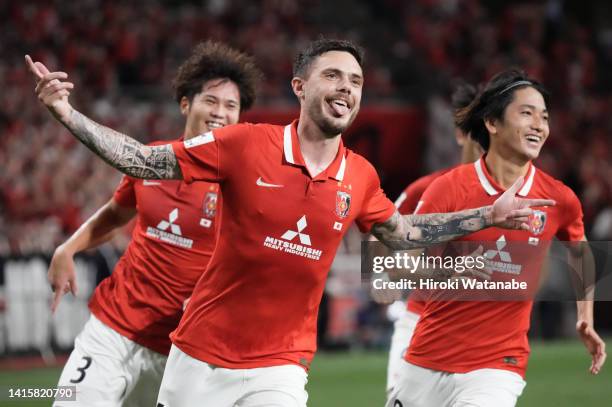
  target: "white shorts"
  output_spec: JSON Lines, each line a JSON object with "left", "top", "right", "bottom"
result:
{"left": 53, "top": 315, "right": 167, "bottom": 407}
{"left": 157, "top": 344, "right": 309, "bottom": 407}
{"left": 386, "top": 361, "right": 526, "bottom": 407}
{"left": 387, "top": 310, "right": 420, "bottom": 395}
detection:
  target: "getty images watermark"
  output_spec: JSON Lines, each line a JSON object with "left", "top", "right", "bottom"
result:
{"left": 361, "top": 241, "right": 612, "bottom": 301}
{"left": 370, "top": 249, "right": 527, "bottom": 292}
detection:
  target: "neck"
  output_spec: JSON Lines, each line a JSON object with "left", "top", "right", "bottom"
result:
{"left": 461, "top": 143, "right": 482, "bottom": 164}
{"left": 183, "top": 124, "right": 197, "bottom": 140}
{"left": 297, "top": 116, "right": 341, "bottom": 178}
{"left": 484, "top": 148, "right": 531, "bottom": 190}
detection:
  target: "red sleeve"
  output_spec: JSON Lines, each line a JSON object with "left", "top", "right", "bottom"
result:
{"left": 397, "top": 182, "right": 426, "bottom": 215}
{"left": 396, "top": 169, "right": 452, "bottom": 215}
{"left": 413, "top": 174, "right": 455, "bottom": 215}
{"left": 394, "top": 190, "right": 409, "bottom": 211}
{"left": 171, "top": 123, "right": 252, "bottom": 184}
{"left": 413, "top": 174, "right": 457, "bottom": 258}
{"left": 113, "top": 175, "right": 136, "bottom": 208}
{"left": 355, "top": 162, "right": 396, "bottom": 233}
{"left": 556, "top": 186, "right": 585, "bottom": 241}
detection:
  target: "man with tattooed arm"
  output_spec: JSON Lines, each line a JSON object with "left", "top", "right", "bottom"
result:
{"left": 27, "top": 38, "right": 553, "bottom": 406}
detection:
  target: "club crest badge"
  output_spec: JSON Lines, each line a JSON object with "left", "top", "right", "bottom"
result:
{"left": 203, "top": 192, "right": 218, "bottom": 219}
{"left": 335, "top": 191, "right": 351, "bottom": 219}
{"left": 529, "top": 210, "right": 547, "bottom": 235}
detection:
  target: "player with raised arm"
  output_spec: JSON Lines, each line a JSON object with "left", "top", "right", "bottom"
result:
{"left": 383, "top": 82, "right": 483, "bottom": 397}
{"left": 30, "top": 41, "right": 262, "bottom": 406}
{"left": 388, "top": 69, "right": 607, "bottom": 407}
{"left": 27, "top": 40, "right": 553, "bottom": 406}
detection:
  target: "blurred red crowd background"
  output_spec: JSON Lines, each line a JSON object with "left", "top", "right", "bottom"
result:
{"left": 1, "top": 0, "right": 611, "bottom": 254}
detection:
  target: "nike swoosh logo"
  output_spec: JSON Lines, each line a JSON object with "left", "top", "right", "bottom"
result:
{"left": 256, "top": 177, "right": 284, "bottom": 188}
{"left": 143, "top": 180, "right": 162, "bottom": 186}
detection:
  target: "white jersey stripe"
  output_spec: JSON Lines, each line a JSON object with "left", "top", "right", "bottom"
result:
{"left": 335, "top": 154, "right": 347, "bottom": 181}
{"left": 394, "top": 192, "right": 407, "bottom": 208}
{"left": 474, "top": 158, "right": 498, "bottom": 196}
{"left": 517, "top": 165, "right": 536, "bottom": 196}
{"left": 283, "top": 125, "right": 294, "bottom": 164}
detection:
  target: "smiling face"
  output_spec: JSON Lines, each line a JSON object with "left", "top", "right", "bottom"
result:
{"left": 181, "top": 78, "right": 241, "bottom": 139}
{"left": 486, "top": 86, "right": 550, "bottom": 162}
{"left": 292, "top": 51, "right": 363, "bottom": 137}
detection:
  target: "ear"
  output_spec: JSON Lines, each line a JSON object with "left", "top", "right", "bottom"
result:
{"left": 454, "top": 128, "right": 466, "bottom": 147}
{"left": 484, "top": 117, "right": 498, "bottom": 136}
{"left": 179, "top": 96, "right": 191, "bottom": 116}
{"left": 291, "top": 77, "right": 305, "bottom": 101}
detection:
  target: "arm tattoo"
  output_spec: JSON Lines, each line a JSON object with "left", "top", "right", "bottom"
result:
{"left": 371, "top": 207, "right": 493, "bottom": 250}
{"left": 408, "top": 207, "right": 491, "bottom": 242}
{"left": 61, "top": 109, "right": 181, "bottom": 179}
{"left": 371, "top": 212, "right": 404, "bottom": 249}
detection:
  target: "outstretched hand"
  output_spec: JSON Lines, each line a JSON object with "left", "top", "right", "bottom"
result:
{"left": 48, "top": 247, "right": 79, "bottom": 313}
{"left": 491, "top": 176, "right": 555, "bottom": 230}
{"left": 25, "top": 54, "right": 73, "bottom": 121}
{"left": 577, "top": 320, "right": 607, "bottom": 375}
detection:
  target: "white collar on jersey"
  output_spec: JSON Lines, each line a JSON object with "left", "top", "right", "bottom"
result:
{"left": 283, "top": 124, "right": 347, "bottom": 181}
{"left": 474, "top": 158, "right": 536, "bottom": 197}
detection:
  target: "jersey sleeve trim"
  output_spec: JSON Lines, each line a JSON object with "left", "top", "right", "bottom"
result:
{"left": 184, "top": 132, "right": 215, "bottom": 149}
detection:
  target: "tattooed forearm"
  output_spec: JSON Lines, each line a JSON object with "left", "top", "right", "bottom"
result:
{"left": 60, "top": 109, "right": 182, "bottom": 179}
{"left": 371, "top": 207, "right": 493, "bottom": 249}
{"left": 407, "top": 206, "right": 492, "bottom": 242}
{"left": 371, "top": 212, "right": 403, "bottom": 249}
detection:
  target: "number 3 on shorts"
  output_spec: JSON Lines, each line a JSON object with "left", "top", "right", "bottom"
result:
{"left": 70, "top": 356, "right": 93, "bottom": 383}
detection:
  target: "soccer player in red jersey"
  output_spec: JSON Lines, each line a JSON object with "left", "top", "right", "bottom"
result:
{"left": 27, "top": 40, "right": 553, "bottom": 406}
{"left": 385, "top": 83, "right": 483, "bottom": 396}
{"left": 388, "top": 69, "right": 607, "bottom": 407}
{"left": 31, "top": 42, "right": 262, "bottom": 406}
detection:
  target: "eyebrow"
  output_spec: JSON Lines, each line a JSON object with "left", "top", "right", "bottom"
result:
{"left": 322, "top": 67, "right": 363, "bottom": 81}
{"left": 202, "top": 94, "right": 239, "bottom": 105}
{"left": 519, "top": 104, "right": 548, "bottom": 114}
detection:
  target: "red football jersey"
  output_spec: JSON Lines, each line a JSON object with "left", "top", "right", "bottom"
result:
{"left": 169, "top": 120, "right": 396, "bottom": 370}
{"left": 89, "top": 139, "right": 220, "bottom": 355}
{"left": 405, "top": 157, "right": 584, "bottom": 378}
{"left": 395, "top": 168, "right": 453, "bottom": 315}
{"left": 395, "top": 168, "right": 452, "bottom": 216}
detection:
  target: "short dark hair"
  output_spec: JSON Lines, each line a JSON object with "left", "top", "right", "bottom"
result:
{"left": 293, "top": 38, "right": 365, "bottom": 77}
{"left": 451, "top": 82, "right": 478, "bottom": 126}
{"left": 172, "top": 41, "right": 263, "bottom": 111}
{"left": 451, "top": 82, "right": 478, "bottom": 111}
{"left": 455, "top": 68, "right": 550, "bottom": 151}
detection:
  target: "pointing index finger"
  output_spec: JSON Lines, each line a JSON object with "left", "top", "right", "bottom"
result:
{"left": 525, "top": 199, "right": 556, "bottom": 208}
{"left": 25, "top": 54, "right": 43, "bottom": 79}
{"left": 51, "top": 284, "right": 66, "bottom": 313}
{"left": 35, "top": 61, "right": 51, "bottom": 75}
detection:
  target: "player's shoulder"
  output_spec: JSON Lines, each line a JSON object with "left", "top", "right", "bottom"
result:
{"left": 442, "top": 162, "right": 474, "bottom": 178}
{"left": 344, "top": 148, "right": 378, "bottom": 179}
{"left": 404, "top": 166, "right": 455, "bottom": 195}
{"left": 533, "top": 167, "right": 580, "bottom": 207}
{"left": 424, "top": 162, "right": 474, "bottom": 190}
{"left": 234, "top": 121, "right": 288, "bottom": 138}
{"left": 205, "top": 122, "right": 273, "bottom": 148}
{"left": 244, "top": 122, "right": 294, "bottom": 146}
{"left": 231, "top": 121, "right": 278, "bottom": 134}
{"left": 204, "top": 122, "right": 269, "bottom": 138}
{"left": 251, "top": 122, "right": 283, "bottom": 132}
{"left": 146, "top": 138, "right": 180, "bottom": 147}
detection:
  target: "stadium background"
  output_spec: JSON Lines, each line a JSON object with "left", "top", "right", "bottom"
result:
{"left": 1, "top": 0, "right": 611, "bottom": 405}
